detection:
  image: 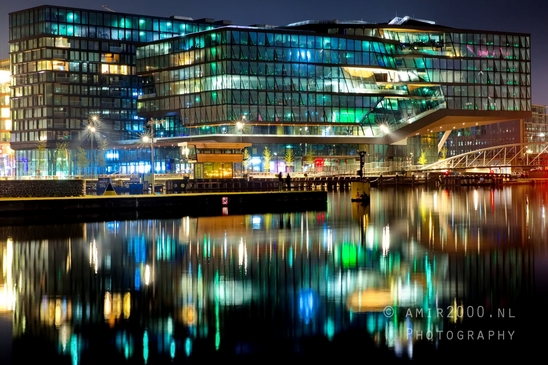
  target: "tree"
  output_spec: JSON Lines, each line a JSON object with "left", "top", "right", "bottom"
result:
{"left": 440, "top": 146, "right": 448, "bottom": 160}
{"left": 75, "top": 147, "right": 89, "bottom": 175}
{"left": 262, "top": 146, "right": 271, "bottom": 172}
{"left": 36, "top": 140, "right": 47, "bottom": 176}
{"left": 96, "top": 139, "right": 109, "bottom": 174}
{"left": 418, "top": 150, "right": 428, "bottom": 165}
{"left": 284, "top": 148, "right": 294, "bottom": 169}
{"left": 304, "top": 148, "right": 315, "bottom": 169}
{"left": 55, "top": 141, "right": 69, "bottom": 176}
{"left": 242, "top": 148, "right": 251, "bottom": 171}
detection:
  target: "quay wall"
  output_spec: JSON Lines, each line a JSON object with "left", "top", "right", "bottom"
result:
{"left": 0, "top": 190, "right": 328, "bottom": 226}
{"left": 0, "top": 179, "right": 85, "bottom": 197}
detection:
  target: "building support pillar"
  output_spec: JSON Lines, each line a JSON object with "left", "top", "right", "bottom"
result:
{"left": 438, "top": 130, "right": 452, "bottom": 153}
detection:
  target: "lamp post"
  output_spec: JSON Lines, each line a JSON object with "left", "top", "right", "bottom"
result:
{"left": 87, "top": 115, "right": 99, "bottom": 177}
{"left": 236, "top": 116, "right": 245, "bottom": 143}
{"left": 143, "top": 119, "right": 156, "bottom": 194}
{"left": 358, "top": 150, "right": 366, "bottom": 179}
{"left": 236, "top": 121, "right": 244, "bottom": 143}
{"left": 236, "top": 117, "right": 246, "bottom": 177}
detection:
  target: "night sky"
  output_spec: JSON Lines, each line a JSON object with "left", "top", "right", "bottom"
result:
{"left": 1, "top": 0, "right": 547, "bottom": 104}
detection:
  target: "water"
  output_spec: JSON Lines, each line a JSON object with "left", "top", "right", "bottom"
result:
{"left": 1, "top": 185, "right": 547, "bottom": 364}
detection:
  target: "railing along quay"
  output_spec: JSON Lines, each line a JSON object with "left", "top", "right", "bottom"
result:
{"left": 181, "top": 176, "right": 360, "bottom": 193}
{"left": 86, "top": 172, "right": 540, "bottom": 195}
{"left": 170, "top": 175, "right": 437, "bottom": 193}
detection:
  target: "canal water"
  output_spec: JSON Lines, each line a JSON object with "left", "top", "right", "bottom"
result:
{"left": 1, "top": 185, "right": 547, "bottom": 364}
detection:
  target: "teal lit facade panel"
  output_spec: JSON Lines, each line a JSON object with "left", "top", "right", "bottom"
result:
{"left": 136, "top": 24, "right": 530, "bottom": 138}
{"left": 136, "top": 28, "right": 431, "bottom": 137}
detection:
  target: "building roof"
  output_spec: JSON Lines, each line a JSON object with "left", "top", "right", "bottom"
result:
{"left": 386, "top": 16, "right": 436, "bottom": 26}
{"left": 285, "top": 19, "right": 372, "bottom": 27}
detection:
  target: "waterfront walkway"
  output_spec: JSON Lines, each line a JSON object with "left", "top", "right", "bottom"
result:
{"left": 92, "top": 173, "right": 547, "bottom": 195}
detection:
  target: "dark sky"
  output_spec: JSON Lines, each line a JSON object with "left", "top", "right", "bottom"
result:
{"left": 1, "top": 0, "right": 547, "bottom": 104}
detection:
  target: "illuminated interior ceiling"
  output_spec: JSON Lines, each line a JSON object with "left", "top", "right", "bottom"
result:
{"left": 406, "top": 84, "right": 439, "bottom": 91}
{"left": 343, "top": 66, "right": 388, "bottom": 77}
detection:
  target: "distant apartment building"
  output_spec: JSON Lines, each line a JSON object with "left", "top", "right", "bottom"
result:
{"left": 525, "top": 104, "right": 548, "bottom": 149}
{"left": 443, "top": 103, "right": 547, "bottom": 157}
{"left": 0, "top": 58, "right": 12, "bottom": 176}
{"left": 444, "top": 120, "right": 521, "bottom": 157}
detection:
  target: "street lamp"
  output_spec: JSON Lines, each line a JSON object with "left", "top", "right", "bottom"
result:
{"left": 358, "top": 150, "right": 366, "bottom": 179}
{"left": 236, "top": 116, "right": 246, "bottom": 142}
{"left": 87, "top": 115, "right": 99, "bottom": 177}
{"left": 142, "top": 119, "right": 156, "bottom": 194}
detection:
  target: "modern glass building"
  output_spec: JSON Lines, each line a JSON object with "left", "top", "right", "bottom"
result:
{"left": 135, "top": 16, "right": 532, "bottom": 174}
{"left": 8, "top": 7, "right": 533, "bottom": 177}
{"left": 8, "top": 5, "right": 228, "bottom": 177}
{"left": 0, "top": 58, "right": 12, "bottom": 176}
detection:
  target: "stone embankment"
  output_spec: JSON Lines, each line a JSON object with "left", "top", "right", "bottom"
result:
{"left": 0, "top": 179, "right": 328, "bottom": 226}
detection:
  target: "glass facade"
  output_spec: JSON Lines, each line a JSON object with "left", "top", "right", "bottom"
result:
{"left": 136, "top": 19, "right": 531, "bottom": 168}
{"left": 8, "top": 7, "right": 533, "bottom": 176}
{"left": 0, "top": 59, "right": 12, "bottom": 176}
{"left": 136, "top": 27, "right": 448, "bottom": 135}
{"left": 137, "top": 24, "right": 531, "bottom": 131}
{"left": 8, "top": 5, "right": 221, "bottom": 177}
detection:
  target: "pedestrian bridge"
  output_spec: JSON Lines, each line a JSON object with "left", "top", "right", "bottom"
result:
{"left": 361, "top": 142, "right": 548, "bottom": 175}
{"left": 420, "top": 142, "right": 548, "bottom": 172}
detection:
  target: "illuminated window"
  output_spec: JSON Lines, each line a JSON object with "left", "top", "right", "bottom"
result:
{"left": 55, "top": 37, "right": 71, "bottom": 48}
{"left": 101, "top": 64, "right": 129, "bottom": 75}
{"left": 101, "top": 53, "right": 120, "bottom": 63}
{"left": 53, "top": 61, "right": 68, "bottom": 71}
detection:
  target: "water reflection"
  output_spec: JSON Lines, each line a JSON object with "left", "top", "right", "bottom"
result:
{"left": 1, "top": 185, "right": 547, "bottom": 363}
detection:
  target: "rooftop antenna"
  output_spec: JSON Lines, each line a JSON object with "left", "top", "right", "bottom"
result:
{"left": 102, "top": 5, "right": 116, "bottom": 12}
